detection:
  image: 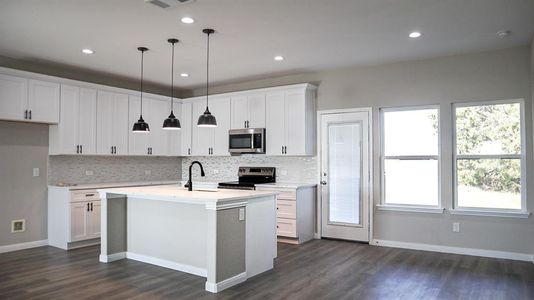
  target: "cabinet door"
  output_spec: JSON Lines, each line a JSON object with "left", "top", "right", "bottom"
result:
{"left": 78, "top": 88, "right": 97, "bottom": 155}
{"left": 192, "top": 101, "right": 213, "bottom": 156}
{"left": 0, "top": 74, "right": 27, "bottom": 121}
{"left": 180, "top": 102, "right": 193, "bottom": 156}
{"left": 247, "top": 93, "right": 266, "bottom": 128}
{"left": 87, "top": 201, "right": 101, "bottom": 239}
{"left": 284, "top": 90, "right": 306, "bottom": 156}
{"left": 266, "top": 92, "right": 286, "bottom": 156}
{"left": 211, "top": 97, "right": 231, "bottom": 156}
{"left": 112, "top": 93, "right": 129, "bottom": 155}
{"left": 231, "top": 96, "right": 248, "bottom": 129}
{"left": 96, "top": 91, "right": 114, "bottom": 154}
{"left": 28, "top": 79, "right": 60, "bottom": 123}
{"left": 57, "top": 85, "right": 79, "bottom": 154}
{"left": 70, "top": 202, "right": 88, "bottom": 242}
{"left": 128, "top": 95, "right": 149, "bottom": 155}
{"left": 167, "top": 99, "right": 182, "bottom": 156}
{"left": 148, "top": 98, "right": 169, "bottom": 156}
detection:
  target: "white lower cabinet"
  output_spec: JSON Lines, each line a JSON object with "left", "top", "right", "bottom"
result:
{"left": 48, "top": 188, "right": 101, "bottom": 250}
{"left": 256, "top": 185, "right": 317, "bottom": 244}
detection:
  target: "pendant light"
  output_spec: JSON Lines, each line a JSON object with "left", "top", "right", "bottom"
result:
{"left": 132, "top": 47, "right": 150, "bottom": 133}
{"left": 163, "top": 38, "right": 181, "bottom": 130}
{"left": 197, "top": 28, "right": 217, "bottom": 127}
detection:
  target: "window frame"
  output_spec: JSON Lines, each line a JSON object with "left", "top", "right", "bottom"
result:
{"left": 452, "top": 99, "right": 526, "bottom": 213}
{"left": 379, "top": 105, "right": 442, "bottom": 209}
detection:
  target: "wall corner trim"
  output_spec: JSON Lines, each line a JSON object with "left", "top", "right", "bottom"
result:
{"left": 205, "top": 272, "right": 247, "bottom": 293}
{"left": 0, "top": 239, "right": 48, "bottom": 254}
{"left": 371, "top": 239, "right": 533, "bottom": 262}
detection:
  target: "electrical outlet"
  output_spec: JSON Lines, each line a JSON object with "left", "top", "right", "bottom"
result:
{"left": 453, "top": 222, "right": 460, "bottom": 233}
{"left": 33, "top": 168, "right": 39, "bottom": 177}
{"left": 213, "top": 169, "right": 219, "bottom": 174}
{"left": 85, "top": 170, "right": 94, "bottom": 176}
{"left": 280, "top": 169, "right": 288, "bottom": 176}
{"left": 145, "top": 170, "right": 151, "bottom": 175}
{"left": 238, "top": 208, "right": 245, "bottom": 221}
{"left": 11, "top": 219, "right": 25, "bottom": 233}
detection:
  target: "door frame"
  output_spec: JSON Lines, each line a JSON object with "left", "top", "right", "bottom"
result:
{"left": 316, "top": 107, "right": 373, "bottom": 243}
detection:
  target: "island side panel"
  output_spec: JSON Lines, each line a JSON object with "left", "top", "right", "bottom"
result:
{"left": 99, "top": 193, "right": 127, "bottom": 262}
{"left": 126, "top": 198, "right": 208, "bottom": 276}
{"left": 215, "top": 207, "right": 246, "bottom": 283}
{"left": 246, "top": 195, "right": 277, "bottom": 278}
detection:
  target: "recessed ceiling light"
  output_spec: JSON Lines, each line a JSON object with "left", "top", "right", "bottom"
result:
{"left": 274, "top": 56, "right": 284, "bottom": 61}
{"left": 180, "top": 73, "right": 189, "bottom": 77}
{"left": 496, "top": 30, "right": 511, "bottom": 38}
{"left": 409, "top": 31, "right": 422, "bottom": 39}
{"left": 81, "top": 48, "right": 94, "bottom": 54}
{"left": 181, "top": 17, "right": 194, "bottom": 24}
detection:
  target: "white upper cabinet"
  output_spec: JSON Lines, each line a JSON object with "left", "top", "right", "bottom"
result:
{"left": 191, "top": 97, "right": 231, "bottom": 156}
{"left": 167, "top": 99, "right": 182, "bottom": 156}
{"left": 49, "top": 85, "right": 97, "bottom": 155}
{"left": 97, "top": 90, "right": 129, "bottom": 155}
{"left": 0, "top": 73, "right": 27, "bottom": 121}
{"left": 28, "top": 79, "right": 60, "bottom": 123}
{"left": 0, "top": 73, "right": 59, "bottom": 123}
{"left": 147, "top": 98, "right": 169, "bottom": 156}
{"left": 128, "top": 95, "right": 150, "bottom": 155}
{"left": 230, "top": 93, "right": 265, "bottom": 129}
{"left": 266, "top": 85, "right": 316, "bottom": 156}
{"left": 180, "top": 101, "right": 192, "bottom": 156}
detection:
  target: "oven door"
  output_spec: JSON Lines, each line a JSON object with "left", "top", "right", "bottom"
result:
{"left": 228, "top": 128, "right": 265, "bottom": 154}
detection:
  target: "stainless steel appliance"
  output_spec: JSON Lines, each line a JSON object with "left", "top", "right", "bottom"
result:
{"left": 218, "top": 167, "right": 275, "bottom": 190}
{"left": 228, "top": 128, "right": 266, "bottom": 154}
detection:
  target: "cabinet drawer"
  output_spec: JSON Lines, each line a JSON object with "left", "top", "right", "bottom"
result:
{"left": 277, "top": 218, "right": 297, "bottom": 238}
{"left": 277, "top": 200, "right": 296, "bottom": 219}
{"left": 71, "top": 190, "right": 100, "bottom": 202}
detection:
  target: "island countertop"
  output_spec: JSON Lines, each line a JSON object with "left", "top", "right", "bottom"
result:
{"left": 98, "top": 184, "right": 278, "bottom": 206}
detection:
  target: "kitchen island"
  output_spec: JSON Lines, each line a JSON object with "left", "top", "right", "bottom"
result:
{"left": 97, "top": 184, "right": 278, "bottom": 293}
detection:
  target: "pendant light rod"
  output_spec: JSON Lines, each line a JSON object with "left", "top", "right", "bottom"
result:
{"left": 138, "top": 47, "right": 148, "bottom": 116}
{"left": 168, "top": 38, "right": 178, "bottom": 112}
{"left": 203, "top": 29, "right": 214, "bottom": 110}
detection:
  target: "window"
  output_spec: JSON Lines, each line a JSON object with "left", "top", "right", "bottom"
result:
{"left": 454, "top": 100, "right": 524, "bottom": 211}
{"left": 381, "top": 107, "right": 440, "bottom": 206}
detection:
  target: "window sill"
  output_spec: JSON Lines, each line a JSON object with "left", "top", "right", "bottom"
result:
{"left": 449, "top": 209, "right": 531, "bottom": 219}
{"left": 376, "top": 204, "right": 445, "bottom": 214}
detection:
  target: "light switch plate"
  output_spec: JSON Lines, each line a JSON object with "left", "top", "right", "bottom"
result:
{"left": 239, "top": 208, "right": 245, "bottom": 221}
{"left": 453, "top": 222, "right": 460, "bottom": 233}
{"left": 280, "top": 169, "right": 288, "bottom": 176}
{"left": 32, "top": 168, "right": 39, "bottom": 177}
{"left": 85, "top": 170, "right": 94, "bottom": 176}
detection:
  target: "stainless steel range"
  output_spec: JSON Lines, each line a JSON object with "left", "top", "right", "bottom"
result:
{"left": 217, "top": 167, "right": 276, "bottom": 190}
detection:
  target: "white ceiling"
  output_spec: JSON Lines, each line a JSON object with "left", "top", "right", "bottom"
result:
{"left": 0, "top": 0, "right": 533, "bottom": 90}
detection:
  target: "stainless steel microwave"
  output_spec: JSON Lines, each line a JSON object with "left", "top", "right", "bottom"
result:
{"left": 228, "top": 128, "right": 266, "bottom": 154}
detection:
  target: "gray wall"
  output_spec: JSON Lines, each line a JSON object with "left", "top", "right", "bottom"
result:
{"left": 0, "top": 121, "right": 49, "bottom": 246}
{"left": 193, "top": 46, "right": 534, "bottom": 255}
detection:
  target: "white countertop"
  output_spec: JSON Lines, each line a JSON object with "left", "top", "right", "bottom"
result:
{"left": 178, "top": 180, "right": 317, "bottom": 189}
{"left": 48, "top": 180, "right": 181, "bottom": 191}
{"left": 98, "top": 184, "right": 278, "bottom": 206}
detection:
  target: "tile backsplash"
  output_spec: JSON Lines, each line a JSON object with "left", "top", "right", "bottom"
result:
{"left": 48, "top": 156, "right": 181, "bottom": 184}
{"left": 182, "top": 155, "right": 317, "bottom": 183}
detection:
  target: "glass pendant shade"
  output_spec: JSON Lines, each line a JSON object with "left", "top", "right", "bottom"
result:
{"left": 133, "top": 46, "right": 150, "bottom": 133}
{"left": 197, "top": 107, "right": 217, "bottom": 127}
{"left": 163, "top": 38, "right": 181, "bottom": 130}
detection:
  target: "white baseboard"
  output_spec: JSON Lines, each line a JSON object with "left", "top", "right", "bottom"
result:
{"left": 205, "top": 272, "right": 247, "bottom": 293}
{"left": 0, "top": 239, "right": 48, "bottom": 254}
{"left": 126, "top": 252, "right": 207, "bottom": 277}
{"left": 99, "top": 252, "right": 126, "bottom": 263}
{"left": 372, "top": 239, "right": 534, "bottom": 262}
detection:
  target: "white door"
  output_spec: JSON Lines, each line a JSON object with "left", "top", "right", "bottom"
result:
{"left": 58, "top": 85, "right": 79, "bottom": 154}
{"left": 28, "top": 79, "right": 60, "bottom": 123}
{"left": 265, "top": 92, "right": 285, "bottom": 156}
{"left": 211, "top": 97, "right": 231, "bottom": 156}
{"left": 0, "top": 74, "right": 27, "bottom": 121}
{"left": 70, "top": 202, "right": 88, "bottom": 242}
{"left": 192, "top": 100, "right": 213, "bottom": 156}
{"left": 112, "top": 93, "right": 129, "bottom": 155}
{"left": 180, "top": 102, "right": 192, "bottom": 156}
{"left": 231, "top": 96, "right": 248, "bottom": 129}
{"left": 148, "top": 99, "right": 169, "bottom": 156}
{"left": 247, "top": 93, "right": 266, "bottom": 128}
{"left": 78, "top": 88, "right": 97, "bottom": 155}
{"left": 320, "top": 110, "right": 370, "bottom": 242}
{"left": 96, "top": 91, "right": 115, "bottom": 155}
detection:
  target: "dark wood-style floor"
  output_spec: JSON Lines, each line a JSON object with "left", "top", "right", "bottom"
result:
{"left": 1, "top": 239, "right": 533, "bottom": 300}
